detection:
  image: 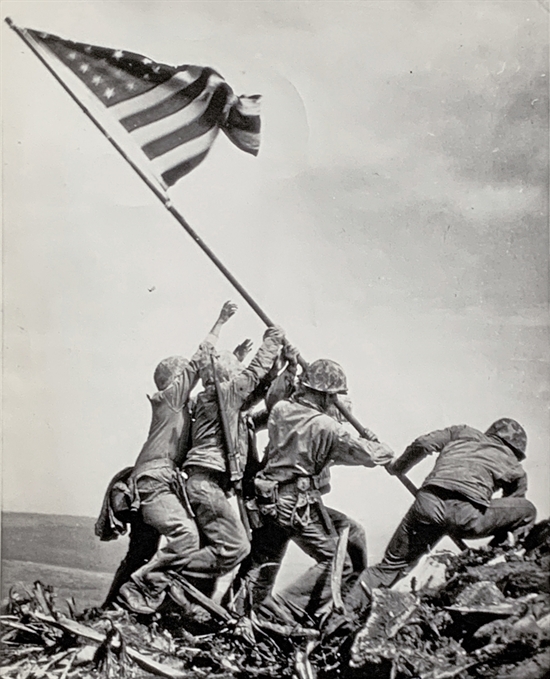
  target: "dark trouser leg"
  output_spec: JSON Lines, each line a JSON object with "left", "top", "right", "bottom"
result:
{"left": 102, "top": 519, "right": 159, "bottom": 607}
{"left": 362, "top": 490, "right": 447, "bottom": 591}
{"left": 269, "top": 495, "right": 353, "bottom": 620}
{"left": 448, "top": 496, "right": 537, "bottom": 545}
{"left": 122, "top": 470, "right": 200, "bottom": 610}
{"left": 233, "top": 520, "right": 290, "bottom": 613}
{"left": 180, "top": 470, "right": 250, "bottom": 578}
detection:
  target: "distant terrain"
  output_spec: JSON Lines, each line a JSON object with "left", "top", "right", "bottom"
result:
{"left": 1, "top": 512, "right": 127, "bottom": 609}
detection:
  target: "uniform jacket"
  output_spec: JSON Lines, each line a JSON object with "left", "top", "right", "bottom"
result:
{"left": 259, "top": 396, "right": 394, "bottom": 484}
{"left": 184, "top": 333, "right": 283, "bottom": 474}
{"left": 132, "top": 342, "right": 212, "bottom": 475}
{"left": 393, "top": 424, "right": 527, "bottom": 507}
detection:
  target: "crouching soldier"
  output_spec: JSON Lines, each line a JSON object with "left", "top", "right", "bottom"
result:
{"left": 100, "top": 302, "right": 238, "bottom": 614}
{"left": 356, "top": 418, "right": 537, "bottom": 596}
{"left": 252, "top": 359, "right": 394, "bottom": 625}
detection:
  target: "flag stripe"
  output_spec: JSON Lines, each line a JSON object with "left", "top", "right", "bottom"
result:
{"left": 142, "top": 116, "right": 214, "bottom": 159}
{"left": 129, "top": 89, "right": 213, "bottom": 147}
{"left": 151, "top": 126, "right": 219, "bottom": 176}
{"left": 141, "top": 87, "right": 227, "bottom": 160}
{"left": 161, "top": 150, "right": 210, "bottom": 186}
{"left": 109, "top": 69, "right": 202, "bottom": 119}
{"left": 119, "top": 69, "right": 213, "bottom": 131}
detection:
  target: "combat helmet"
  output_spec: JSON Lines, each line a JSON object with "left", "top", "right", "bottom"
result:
{"left": 301, "top": 359, "right": 348, "bottom": 395}
{"left": 154, "top": 356, "right": 190, "bottom": 391}
{"left": 485, "top": 418, "right": 527, "bottom": 460}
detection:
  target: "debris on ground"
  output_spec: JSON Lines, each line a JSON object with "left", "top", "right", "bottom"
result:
{"left": 349, "top": 520, "right": 550, "bottom": 679}
{"left": 1, "top": 521, "right": 549, "bottom": 679}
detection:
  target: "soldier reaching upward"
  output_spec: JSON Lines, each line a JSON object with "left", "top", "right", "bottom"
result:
{"left": 166, "top": 324, "right": 286, "bottom": 599}
{"left": 103, "top": 301, "right": 238, "bottom": 614}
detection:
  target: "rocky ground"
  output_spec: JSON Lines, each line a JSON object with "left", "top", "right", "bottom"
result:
{"left": 1, "top": 520, "right": 549, "bottom": 679}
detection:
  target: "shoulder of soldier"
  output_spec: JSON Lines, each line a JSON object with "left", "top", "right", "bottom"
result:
{"left": 454, "top": 424, "right": 485, "bottom": 439}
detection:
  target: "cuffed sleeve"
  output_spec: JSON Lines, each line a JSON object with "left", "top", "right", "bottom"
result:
{"left": 330, "top": 426, "right": 394, "bottom": 467}
{"left": 500, "top": 473, "right": 528, "bottom": 498}
{"left": 233, "top": 334, "right": 283, "bottom": 402}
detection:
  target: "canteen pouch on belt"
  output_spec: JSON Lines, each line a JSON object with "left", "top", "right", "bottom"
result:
{"left": 254, "top": 478, "right": 278, "bottom": 518}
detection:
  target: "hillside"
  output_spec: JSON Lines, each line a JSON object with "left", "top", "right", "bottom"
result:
{"left": 1, "top": 512, "right": 127, "bottom": 573}
{"left": 1, "top": 512, "right": 128, "bottom": 609}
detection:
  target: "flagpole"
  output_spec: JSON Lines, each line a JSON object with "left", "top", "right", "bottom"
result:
{"left": 7, "top": 18, "right": 460, "bottom": 536}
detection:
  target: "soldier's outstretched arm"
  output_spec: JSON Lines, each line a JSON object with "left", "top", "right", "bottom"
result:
{"left": 233, "top": 325, "right": 286, "bottom": 399}
{"left": 206, "top": 300, "right": 238, "bottom": 344}
{"left": 189, "top": 301, "right": 238, "bottom": 373}
{"left": 331, "top": 426, "right": 395, "bottom": 468}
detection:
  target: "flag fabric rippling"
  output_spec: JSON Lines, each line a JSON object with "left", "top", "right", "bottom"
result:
{"left": 25, "top": 28, "right": 261, "bottom": 187}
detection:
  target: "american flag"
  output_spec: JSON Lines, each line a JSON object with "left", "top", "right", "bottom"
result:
{"left": 25, "top": 28, "right": 261, "bottom": 187}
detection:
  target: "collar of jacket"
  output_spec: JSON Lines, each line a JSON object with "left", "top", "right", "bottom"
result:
{"left": 292, "top": 393, "right": 325, "bottom": 414}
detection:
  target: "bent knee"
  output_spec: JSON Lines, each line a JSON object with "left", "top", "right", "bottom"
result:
{"left": 522, "top": 500, "right": 537, "bottom": 523}
{"left": 218, "top": 539, "right": 251, "bottom": 572}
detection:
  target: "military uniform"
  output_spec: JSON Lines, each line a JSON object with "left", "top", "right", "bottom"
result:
{"left": 114, "top": 338, "right": 232, "bottom": 613}
{"left": 362, "top": 420, "right": 536, "bottom": 591}
{"left": 253, "top": 392, "right": 393, "bottom": 622}
{"left": 178, "top": 328, "right": 285, "bottom": 582}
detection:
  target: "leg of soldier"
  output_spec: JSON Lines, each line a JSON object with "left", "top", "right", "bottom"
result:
{"left": 327, "top": 507, "right": 368, "bottom": 573}
{"left": 102, "top": 518, "right": 159, "bottom": 608}
{"left": 119, "top": 470, "right": 201, "bottom": 612}
{"left": 267, "top": 494, "right": 352, "bottom": 621}
{"left": 233, "top": 520, "right": 290, "bottom": 612}
{"left": 180, "top": 469, "right": 250, "bottom": 577}
{"left": 448, "top": 496, "right": 537, "bottom": 545}
{"left": 361, "top": 489, "right": 448, "bottom": 591}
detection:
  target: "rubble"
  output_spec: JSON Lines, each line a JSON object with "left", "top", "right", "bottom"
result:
{"left": 349, "top": 520, "right": 550, "bottom": 679}
{"left": 1, "top": 521, "right": 549, "bottom": 679}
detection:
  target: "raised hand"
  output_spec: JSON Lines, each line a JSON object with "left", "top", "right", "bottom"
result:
{"left": 263, "top": 325, "right": 285, "bottom": 343}
{"left": 233, "top": 339, "right": 254, "bottom": 362}
{"left": 218, "top": 301, "right": 238, "bottom": 323}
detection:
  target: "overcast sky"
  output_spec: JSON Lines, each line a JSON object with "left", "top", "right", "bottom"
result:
{"left": 2, "top": 1, "right": 548, "bottom": 561}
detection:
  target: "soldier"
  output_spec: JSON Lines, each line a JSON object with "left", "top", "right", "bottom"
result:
{"left": 233, "top": 391, "right": 369, "bottom": 616}
{"left": 251, "top": 359, "right": 394, "bottom": 625}
{"left": 168, "top": 324, "right": 286, "bottom": 599}
{"left": 354, "top": 418, "right": 537, "bottom": 595}
{"left": 110, "top": 301, "right": 238, "bottom": 614}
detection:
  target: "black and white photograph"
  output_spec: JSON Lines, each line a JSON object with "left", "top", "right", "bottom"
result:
{"left": 2, "top": 2, "right": 549, "bottom": 677}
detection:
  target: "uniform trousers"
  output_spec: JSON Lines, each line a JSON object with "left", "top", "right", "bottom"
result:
{"left": 251, "top": 487, "right": 362, "bottom": 622}
{"left": 363, "top": 486, "right": 537, "bottom": 590}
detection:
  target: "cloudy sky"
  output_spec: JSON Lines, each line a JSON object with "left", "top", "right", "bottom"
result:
{"left": 3, "top": 1, "right": 548, "bottom": 561}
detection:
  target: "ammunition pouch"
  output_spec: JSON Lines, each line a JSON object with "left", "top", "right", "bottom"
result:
{"left": 282, "top": 476, "right": 335, "bottom": 534}
{"left": 254, "top": 477, "right": 279, "bottom": 518}
{"left": 245, "top": 497, "right": 264, "bottom": 530}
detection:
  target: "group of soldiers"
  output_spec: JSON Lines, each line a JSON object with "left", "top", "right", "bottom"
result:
{"left": 95, "top": 301, "right": 537, "bottom": 633}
